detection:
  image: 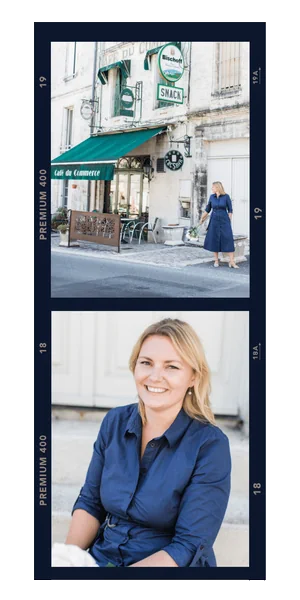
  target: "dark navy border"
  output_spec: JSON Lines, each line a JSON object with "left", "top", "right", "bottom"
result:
{"left": 34, "top": 22, "right": 265, "bottom": 580}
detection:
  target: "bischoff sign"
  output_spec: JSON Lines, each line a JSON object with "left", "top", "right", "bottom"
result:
{"left": 158, "top": 43, "right": 184, "bottom": 83}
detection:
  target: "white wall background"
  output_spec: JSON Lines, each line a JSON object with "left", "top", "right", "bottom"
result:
{"left": 52, "top": 311, "right": 249, "bottom": 425}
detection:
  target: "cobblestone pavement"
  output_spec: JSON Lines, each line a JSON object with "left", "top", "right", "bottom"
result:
{"left": 51, "top": 234, "right": 247, "bottom": 270}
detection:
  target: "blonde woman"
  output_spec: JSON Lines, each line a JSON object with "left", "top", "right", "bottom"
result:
{"left": 200, "top": 182, "right": 239, "bottom": 268}
{"left": 64, "top": 319, "right": 231, "bottom": 568}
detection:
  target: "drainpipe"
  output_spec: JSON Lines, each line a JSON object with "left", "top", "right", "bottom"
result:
{"left": 87, "top": 42, "right": 98, "bottom": 211}
{"left": 187, "top": 41, "right": 192, "bottom": 110}
{"left": 187, "top": 42, "right": 194, "bottom": 225}
{"left": 98, "top": 41, "right": 104, "bottom": 130}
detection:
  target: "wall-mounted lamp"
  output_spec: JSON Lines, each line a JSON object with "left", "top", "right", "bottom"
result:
{"left": 143, "top": 158, "right": 154, "bottom": 181}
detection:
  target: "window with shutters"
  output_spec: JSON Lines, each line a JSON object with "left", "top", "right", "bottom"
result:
{"left": 214, "top": 42, "right": 241, "bottom": 95}
{"left": 113, "top": 68, "right": 127, "bottom": 117}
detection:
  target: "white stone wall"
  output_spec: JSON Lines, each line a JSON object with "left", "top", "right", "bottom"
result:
{"left": 51, "top": 42, "right": 95, "bottom": 213}
{"left": 96, "top": 41, "right": 189, "bottom": 128}
{"left": 189, "top": 42, "right": 249, "bottom": 112}
{"left": 52, "top": 310, "right": 249, "bottom": 421}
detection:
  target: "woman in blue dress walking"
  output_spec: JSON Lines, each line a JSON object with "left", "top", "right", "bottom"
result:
{"left": 200, "top": 182, "right": 239, "bottom": 268}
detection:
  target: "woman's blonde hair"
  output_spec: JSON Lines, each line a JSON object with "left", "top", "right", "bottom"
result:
{"left": 213, "top": 181, "right": 226, "bottom": 195}
{"left": 129, "top": 318, "right": 215, "bottom": 426}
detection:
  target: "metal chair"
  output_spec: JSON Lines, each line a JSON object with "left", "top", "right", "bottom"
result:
{"left": 122, "top": 221, "right": 132, "bottom": 240}
{"left": 129, "top": 220, "right": 146, "bottom": 243}
{"left": 122, "top": 220, "right": 137, "bottom": 242}
{"left": 138, "top": 218, "right": 159, "bottom": 244}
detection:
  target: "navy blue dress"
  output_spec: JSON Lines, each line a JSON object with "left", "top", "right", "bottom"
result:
{"left": 72, "top": 403, "right": 231, "bottom": 567}
{"left": 204, "top": 194, "right": 235, "bottom": 253}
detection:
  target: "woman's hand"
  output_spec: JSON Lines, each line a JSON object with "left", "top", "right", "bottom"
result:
{"left": 129, "top": 550, "right": 178, "bottom": 567}
{"left": 65, "top": 509, "right": 100, "bottom": 550}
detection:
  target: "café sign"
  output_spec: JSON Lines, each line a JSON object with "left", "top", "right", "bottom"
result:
{"left": 165, "top": 150, "right": 184, "bottom": 171}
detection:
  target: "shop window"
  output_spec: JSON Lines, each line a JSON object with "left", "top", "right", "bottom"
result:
{"left": 61, "top": 180, "right": 69, "bottom": 208}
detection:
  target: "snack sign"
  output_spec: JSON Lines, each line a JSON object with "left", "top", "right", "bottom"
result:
{"left": 158, "top": 43, "right": 184, "bottom": 83}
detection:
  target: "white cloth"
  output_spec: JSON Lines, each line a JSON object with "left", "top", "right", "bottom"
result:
{"left": 52, "top": 543, "right": 98, "bottom": 567}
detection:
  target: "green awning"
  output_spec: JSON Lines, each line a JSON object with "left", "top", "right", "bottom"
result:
{"left": 144, "top": 46, "right": 163, "bottom": 70}
{"left": 51, "top": 127, "right": 166, "bottom": 180}
{"left": 144, "top": 43, "right": 182, "bottom": 70}
{"left": 98, "top": 60, "right": 131, "bottom": 84}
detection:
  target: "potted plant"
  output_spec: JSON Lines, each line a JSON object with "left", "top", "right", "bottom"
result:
{"left": 57, "top": 223, "right": 69, "bottom": 246}
{"left": 187, "top": 226, "right": 200, "bottom": 240}
{"left": 51, "top": 206, "right": 68, "bottom": 232}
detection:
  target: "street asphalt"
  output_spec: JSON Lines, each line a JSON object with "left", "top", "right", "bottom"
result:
{"left": 51, "top": 251, "right": 250, "bottom": 298}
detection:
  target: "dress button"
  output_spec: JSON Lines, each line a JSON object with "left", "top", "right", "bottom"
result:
{"left": 150, "top": 442, "right": 155, "bottom": 448}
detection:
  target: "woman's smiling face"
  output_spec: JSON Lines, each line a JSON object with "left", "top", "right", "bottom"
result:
{"left": 134, "top": 335, "right": 195, "bottom": 412}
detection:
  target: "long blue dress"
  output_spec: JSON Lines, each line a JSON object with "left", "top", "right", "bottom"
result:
{"left": 203, "top": 193, "right": 235, "bottom": 253}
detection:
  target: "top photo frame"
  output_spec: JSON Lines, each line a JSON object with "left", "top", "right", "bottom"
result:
{"left": 45, "top": 30, "right": 264, "bottom": 299}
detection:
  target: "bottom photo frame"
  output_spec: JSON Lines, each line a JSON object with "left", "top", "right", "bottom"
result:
{"left": 50, "top": 311, "right": 249, "bottom": 571}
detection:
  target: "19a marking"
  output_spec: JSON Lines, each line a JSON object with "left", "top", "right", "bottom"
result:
{"left": 252, "top": 68, "right": 261, "bottom": 84}
{"left": 254, "top": 208, "right": 263, "bottom": 220}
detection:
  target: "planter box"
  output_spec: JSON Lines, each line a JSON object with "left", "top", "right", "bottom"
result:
{"left": 58, "top": 231, "right": 79, "bottom": 248}
{"left": 162, "top": 225, "right": 185, "bottom": 246}
{"left": 220, "top": 235, "right": 248, "bottom": 263}
{"left": 58, "top": 231, "right": 69, "bottom": 247}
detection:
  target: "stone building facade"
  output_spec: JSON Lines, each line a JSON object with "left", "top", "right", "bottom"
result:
{"left": 51, "top": 41, "right": 249, "bottom": 241}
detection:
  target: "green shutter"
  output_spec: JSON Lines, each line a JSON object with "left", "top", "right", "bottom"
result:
{"left": 144, "top": 43, "right": 182, "bottom": 70}
{"left": 114, "top": 69, "right": 121, "bottom": 116}
{"left": 98, "top": 60, "right": 131, "bottom": 85}
{"left": 113, "top": 70, "right": 127, "bottom": 117}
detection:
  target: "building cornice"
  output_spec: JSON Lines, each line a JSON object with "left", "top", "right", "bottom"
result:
{"left": 187, "top": 102, "right": 250, "bottom": 120}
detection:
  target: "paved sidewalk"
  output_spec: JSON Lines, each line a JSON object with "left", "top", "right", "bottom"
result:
{"left": 51, "top": 234, "right": 247, "bottom": 270}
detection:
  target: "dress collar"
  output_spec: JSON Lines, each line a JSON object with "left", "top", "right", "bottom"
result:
{"left": 125, "top": 404, "right": 192, "bottom": 447}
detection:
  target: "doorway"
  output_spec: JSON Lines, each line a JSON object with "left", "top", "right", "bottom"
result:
{"left": 109, "top": 157, "right": 150, "bottom": 218}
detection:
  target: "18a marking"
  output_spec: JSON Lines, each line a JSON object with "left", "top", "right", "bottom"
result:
{"left": 253, "top": 344, "right": 261, "bottom": 360}
{"left": 253, "top": 483, "right": 262, "bottom": 495}
{"left": 39, "top": 343, "right": 47, "bottom": 354}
